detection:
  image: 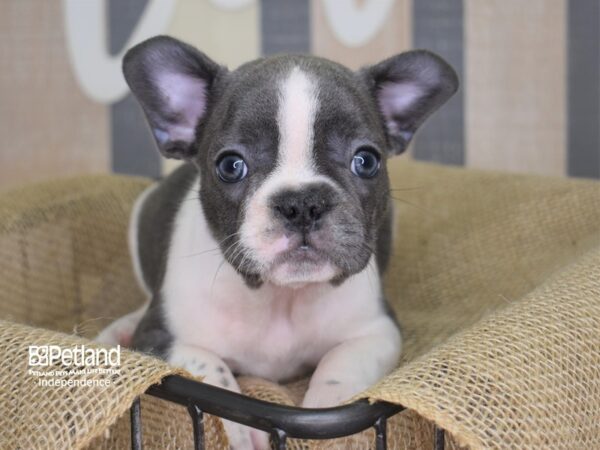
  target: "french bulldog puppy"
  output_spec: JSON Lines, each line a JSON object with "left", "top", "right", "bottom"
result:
{"left": 97, "top": 35, "right": 458, "bottom": 449}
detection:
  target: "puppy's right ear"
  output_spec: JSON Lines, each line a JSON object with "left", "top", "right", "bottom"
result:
{"left": 123, "top": 36, "right": 227, "bottom": 160}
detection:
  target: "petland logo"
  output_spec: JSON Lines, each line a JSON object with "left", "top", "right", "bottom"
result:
{"left": 28, "top": 345, "right": 121, "bottom": 388}
{"left": 28, "top": 345, "right": 121, "bottom": 367}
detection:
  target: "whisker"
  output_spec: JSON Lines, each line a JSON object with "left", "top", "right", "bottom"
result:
{"left": 386, "top": 193, "right": 436, "bottom": 216}
{"left": 210, "top": 258, "right": 228, "bottom": 293}
{"left": 72, "top": 316, "right": 120, "bottom": 336}
{"left": 387, "top": 185, "right": 427, "bottom": 193}
{"left": 238, "top": 247, "right": 253, "bottom": 273}
{"left": 181, "top": 247, "right": 222, "bottom": 258}
{"left": 180, "top": 231, "right": 247, "bottom": 259}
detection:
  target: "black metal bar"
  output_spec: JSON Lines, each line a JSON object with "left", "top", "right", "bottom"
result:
{"left": 146, "top": 375, "right": 403, "bottom": 440}
{"left": 271, "top": 428, "right": 287, "bottom": 450}
{"left": 434, "top": 425, "right": 445, "bottom": 450}
{"left": 374, "top": 416, "right": 387, "bottom": 450}
{"left": 187, "top": 403, "right": 205, "bottom": 450}
{"left": 130, "top": 397, "right": 142, "bottom": 450}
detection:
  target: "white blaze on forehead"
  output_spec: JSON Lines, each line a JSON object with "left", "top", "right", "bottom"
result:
{"left": 276, "top": 66, "right": 319, "bottom": 178}
{"left": 240, "top": 66, "right": 334, "bottom": 279}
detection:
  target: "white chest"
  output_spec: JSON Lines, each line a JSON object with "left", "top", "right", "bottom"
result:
{"left": 164, "top": 259, "right": 384, "bottom": 381}
{"left": 159, "top": 178, "right": 384, "bottom": 381}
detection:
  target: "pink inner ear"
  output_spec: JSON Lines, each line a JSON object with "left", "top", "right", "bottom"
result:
{"left": 156, "top": 71, "right": 208, "bottom": 143}
{"left": 378, "top": 81, "right": 423, "bottom": 118}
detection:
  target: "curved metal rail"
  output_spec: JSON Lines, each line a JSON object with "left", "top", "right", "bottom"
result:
{"left": 129, "top": 374, "right": 445, "bottom": 449}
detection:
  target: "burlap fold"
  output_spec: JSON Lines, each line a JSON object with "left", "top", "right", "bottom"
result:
{"left": 0, "top": 160, "right": 598, "bottom": 449}
{"left": 363, "top": 243, "right": 600, "bottom": 449}
{"left": 0, "top": 320, "right": 222, "bottom": 449}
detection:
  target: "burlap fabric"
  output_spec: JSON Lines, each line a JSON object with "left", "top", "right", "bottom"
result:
{"left": 0, "top": 160, "right": 598, "bottom": 449}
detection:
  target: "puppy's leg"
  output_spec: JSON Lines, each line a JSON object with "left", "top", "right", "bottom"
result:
{"left": 95, "top": 303, "right": 148, "bottom": 347}
{"left": 169, "top": 343, "right": 269, "bottom": 450}
{"left": 302, "top": 318, "right": 401, "bottom": 408}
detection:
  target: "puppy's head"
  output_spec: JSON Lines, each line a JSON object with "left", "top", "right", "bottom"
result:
{"left": 123, "top": 36, "right": 458, "bottom": 288}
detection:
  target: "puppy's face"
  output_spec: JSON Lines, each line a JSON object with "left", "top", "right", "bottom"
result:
{"left": 124, "top": 37, "right": 458, "bottom": 288}
{"left": 200, "top": 61, "right": 392, "bottom": 287}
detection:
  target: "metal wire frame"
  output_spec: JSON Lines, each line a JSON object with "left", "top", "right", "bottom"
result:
{"left": 130, "top": 374, "right": 446, "bottom": 450}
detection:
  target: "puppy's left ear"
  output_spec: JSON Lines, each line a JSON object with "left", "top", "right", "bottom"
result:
{"left": 360, "top": 51, "right": 459, "bottom": 155}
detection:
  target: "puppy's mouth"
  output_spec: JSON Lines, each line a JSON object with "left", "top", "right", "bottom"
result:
{"left": 264, "top": 235, "right": 339, "bottom": 287}
{"left": 274, "top": 241, "right": 323, "bottom": 264}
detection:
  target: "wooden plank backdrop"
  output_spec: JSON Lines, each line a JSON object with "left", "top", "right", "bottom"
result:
{"left": 0, "top": 1, "right": 110, "bottom": 189}
{"left": 465, "top": 0, "right": 567, "bottom": 176}
{"left": 0, "top": 0, "right": 598, "bottom": 191}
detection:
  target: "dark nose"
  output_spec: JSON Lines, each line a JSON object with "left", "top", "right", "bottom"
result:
{"left": 271, "top": 184, "right": 334, "bottom": 231}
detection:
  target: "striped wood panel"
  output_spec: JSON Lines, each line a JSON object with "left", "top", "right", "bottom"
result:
{"left": 311, "top": 0, "right": 412, "bottom": 70}
{"left": 465, "top": 0, "right": 567, "bottom": 176}
{"left": 0, "top": 0, "right": 109, "bottom": 190}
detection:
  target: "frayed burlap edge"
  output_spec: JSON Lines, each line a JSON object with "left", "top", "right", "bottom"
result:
{"left": 359, "top": 244, "right": 600, "bottom": 449}
{"left": 0, "top": 320, "right": 203, "bottom": 450}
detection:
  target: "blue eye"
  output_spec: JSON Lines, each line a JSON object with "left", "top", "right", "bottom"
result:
{"left": 216, "top": 153, "right": 248, "bottom": 183}
{"left": 351, "top": 147, "right": 380, "bottom": 178}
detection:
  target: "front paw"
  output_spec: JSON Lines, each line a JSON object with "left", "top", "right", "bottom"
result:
{"left": 222, "top": 420, "right": 269, "bottom": 450}
{"left": 168, "top": 345, "right": 269, "bottom": 449}
{"left": 302, "top": 380, "right": 367, "bottom": 408}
